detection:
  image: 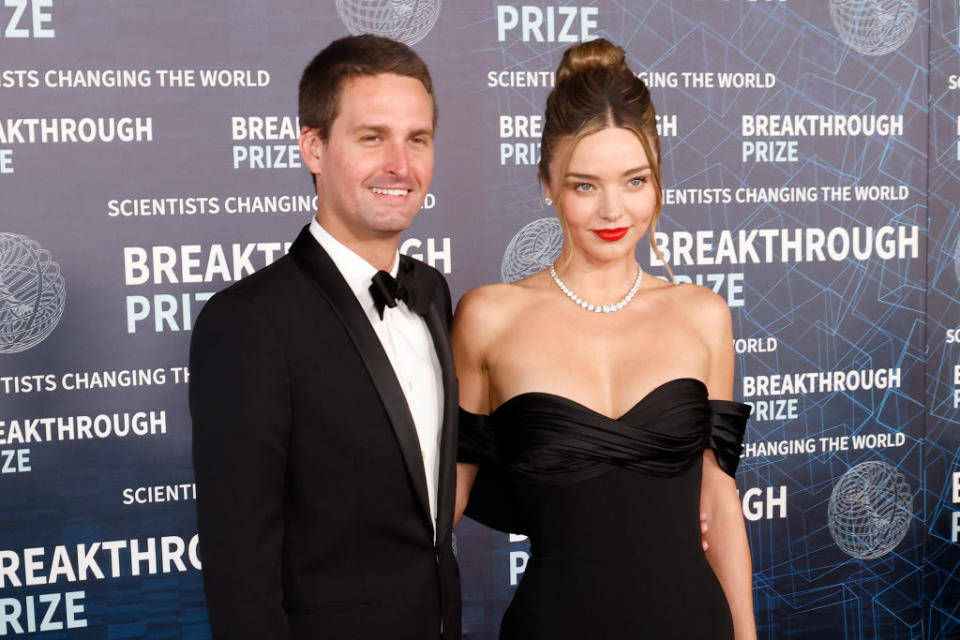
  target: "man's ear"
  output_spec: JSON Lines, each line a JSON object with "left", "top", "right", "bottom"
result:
{"left": 299, "top": 126, "right": 324, "bottom": 175}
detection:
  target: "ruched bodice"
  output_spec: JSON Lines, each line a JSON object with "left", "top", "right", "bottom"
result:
{"left": 459, "top": 378, "right": 750, "bottom": 639}
{"left": 460, "top": 378, "right": 748, "bottom": 480}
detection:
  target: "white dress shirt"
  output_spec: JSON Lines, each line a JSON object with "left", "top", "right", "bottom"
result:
{"left": 309, "top": 219, "right": 444, "bottom": 531}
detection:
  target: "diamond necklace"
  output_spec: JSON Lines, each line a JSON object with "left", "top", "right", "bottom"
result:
{"left": 548, "top": 263, "right": 643, "bottom": 313}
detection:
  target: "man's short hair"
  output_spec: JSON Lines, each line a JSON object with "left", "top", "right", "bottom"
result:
{"left": 299, "top": 34, "right": 437, "bottom": 139}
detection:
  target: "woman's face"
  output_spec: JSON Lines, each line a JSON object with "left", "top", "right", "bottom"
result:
{"left": 546, "top": 126, "right": 657, "bottom": 264}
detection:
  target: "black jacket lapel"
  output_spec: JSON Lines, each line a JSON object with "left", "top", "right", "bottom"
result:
{"left": 424, "top": 296, "right": 457, "bottom": 544}
{"left": 411, "top": 259, "right": 462, "bottom": 638}
{"left": 288, "top": 227, "right": 432, "bottom": 526}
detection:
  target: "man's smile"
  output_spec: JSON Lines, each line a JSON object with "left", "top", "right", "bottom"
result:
{"left": 370, "top": 187, "right": 411, "bottom": 197}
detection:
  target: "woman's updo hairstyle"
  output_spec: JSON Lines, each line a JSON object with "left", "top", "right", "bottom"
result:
{"left": 540, "top": 39, "right": 668, "bottom": 272}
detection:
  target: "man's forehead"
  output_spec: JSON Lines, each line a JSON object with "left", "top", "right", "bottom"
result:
{"left": 336, "top": 74, "right": 434, "bottom": 129}
{"left": 340, "top": 73, "right": 430, "bottom": 104}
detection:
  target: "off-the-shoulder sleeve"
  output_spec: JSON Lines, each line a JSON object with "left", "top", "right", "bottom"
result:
{"left": 707, "top": 400, "right": 751, "bottom": 477}
{"left": 458, "top": 407, "right": 498, "bottom": 465}
{"left": 457, "top": 408, "right": 528, "bottom": 534}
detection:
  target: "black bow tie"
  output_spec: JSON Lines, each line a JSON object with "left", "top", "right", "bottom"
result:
{"left": 369, "top": 259, "right": 434, "bottom": 319}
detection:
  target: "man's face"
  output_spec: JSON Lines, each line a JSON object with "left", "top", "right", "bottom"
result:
{"left": 304, "top": 73, "right": 435, "bottom": 243}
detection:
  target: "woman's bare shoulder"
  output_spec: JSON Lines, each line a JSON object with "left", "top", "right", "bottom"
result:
{"left": 650, "top": 277, "right": 724, "bottom": 308}
{"left": 670, "top": 281, "right": 733, "bottom": 342}
{"left": 648, "top": 279, "right": 731, "bottom": 333}
{"left": 456, "top": 282, "right": 526, "bottom": 316}
{"left": 457, "top": 272, "right": 549, "bottom": 317}
{"left": 453, "top": 276, "right": 546, "bottom": 346}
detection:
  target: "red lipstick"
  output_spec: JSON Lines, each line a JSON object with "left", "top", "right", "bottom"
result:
{"left": 592, "top": 227, "right": 629, "bottom": 242}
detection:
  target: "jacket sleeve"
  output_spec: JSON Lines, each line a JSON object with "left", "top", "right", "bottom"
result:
{"left": 190, "top": 290, "right": 293, "bottom": 640}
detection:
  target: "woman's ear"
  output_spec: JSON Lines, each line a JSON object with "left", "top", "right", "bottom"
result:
{"left": 543, "top": 184, "right": 554, "bottom": 206}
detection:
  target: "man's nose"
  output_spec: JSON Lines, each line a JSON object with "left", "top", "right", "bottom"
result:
{"left": 383, "top": 141, "right": 409, "bottom": 178}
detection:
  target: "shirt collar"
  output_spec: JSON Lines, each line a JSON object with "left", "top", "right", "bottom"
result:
{"left": 309, "top": 218, "right": 399, "bottom": 314}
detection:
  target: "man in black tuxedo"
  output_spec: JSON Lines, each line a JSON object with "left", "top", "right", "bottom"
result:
{"left": 190, "top": 35, "right": 459, "bottom": 639}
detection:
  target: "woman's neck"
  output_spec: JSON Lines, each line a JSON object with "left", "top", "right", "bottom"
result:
{"left": 553, "top": 251, "right": 641, "bottom": 303}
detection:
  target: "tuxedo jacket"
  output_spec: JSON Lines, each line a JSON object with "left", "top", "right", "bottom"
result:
{"left": 190, "top": 226, "right": 461, "bottom": 640}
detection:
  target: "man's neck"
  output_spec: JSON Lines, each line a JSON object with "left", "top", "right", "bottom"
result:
{"left": 314, "top": 215, "right": 399, "bottom": 272}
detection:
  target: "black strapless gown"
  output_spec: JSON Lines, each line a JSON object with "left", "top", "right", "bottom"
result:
{"left": 459, "top": 378, "right": 750, "bottom": 640}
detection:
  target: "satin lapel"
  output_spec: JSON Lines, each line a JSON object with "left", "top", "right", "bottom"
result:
{"left": 288, "top": 227, "right": 432, "bottom": 525}
{"left": 424, "top": 296, "right": 458, "bottom": 543}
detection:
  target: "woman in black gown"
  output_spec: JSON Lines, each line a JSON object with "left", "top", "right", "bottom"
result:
{"left": 453, "top": 39, "right": 756, "bottom": 639}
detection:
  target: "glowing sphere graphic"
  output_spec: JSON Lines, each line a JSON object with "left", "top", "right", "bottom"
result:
{"left": 335, "top": 0, "right": 442, "bottom": 46}
{"left": 829, "top": 0, "right": 918, "bottom": 56}
{"left": 501, "top": 218, "right": 564, "bottom": 284}
{"left": 828, "top": 461, "right": 912, "bottom": 559}
{"left": 0, "top": 233, "right": 66, "bottom": 354}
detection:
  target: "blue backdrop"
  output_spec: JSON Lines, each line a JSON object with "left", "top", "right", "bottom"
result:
{"left": 0, "top": 1, "right": 956, "bottom": 638}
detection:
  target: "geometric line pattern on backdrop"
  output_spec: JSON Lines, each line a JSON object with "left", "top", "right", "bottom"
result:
{"left": 954, "top": 230, "right": 960, "bottom": 286}
{"left": 924, "top": 5, "right": 960, "bottom": 637}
